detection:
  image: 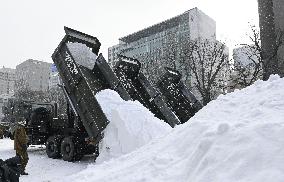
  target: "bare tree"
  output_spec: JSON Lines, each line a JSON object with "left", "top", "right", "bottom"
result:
{"left": 185, "top": 39, "right": 230, "bottom": 105}
{"left": 231, "top": 25, "right": 263, "bottom": 88}
{"left": 232, "top": 25, "right": 283, "bottom": 89}
{"left": 46, "top": 87, "right": 67, "bottom": 116}
{"left": 114, "top": 31, "right": 230, "bottom": 105}
{"left": 14, "top": 79, "right": 34, "bottom": 101}
{"left": 15, "top": 78, "right": 50, "bottom": 103}
{"left": 161, "top": 34, "right": 230, "bottom": 105}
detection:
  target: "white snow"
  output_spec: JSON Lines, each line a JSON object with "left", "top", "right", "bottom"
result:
{"left": 167, "top": 69, "right": 179, "bottom": 75}
{"left": 66, "top": 42, "right": 98, "bottom": 70}
{"left": 1, "top": 75, "right": 284, "bottom": 182}
{"left": 67, "top": 75, "right": 284, "bottom": 182}
{"left": 119, "top": 57, "right": 139, "bottom": 65}
{"left": 0, "top": 87, "right": 171, "bottom": 181}
{"left": 0, "top": 139, "right": 91, "bottom": 181}
{"left": 95, "top": 89, "right": 172, "bottom": 164}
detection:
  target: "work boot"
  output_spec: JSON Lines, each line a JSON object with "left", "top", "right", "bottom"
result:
{"left": 21, "top": 171, "right": 28, "bottom": 175}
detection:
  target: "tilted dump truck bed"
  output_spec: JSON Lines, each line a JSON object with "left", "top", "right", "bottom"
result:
{"left": 156, "top": 67, "right": 203, "bottom": 124}
{"left": 52, "top": 27, "right": 131, "bottom": 142}
{"left": 114, "top": 55, "right": 180, "bottom": 127}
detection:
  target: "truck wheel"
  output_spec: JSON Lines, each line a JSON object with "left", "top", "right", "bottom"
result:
{"left": 61, "top": 136, "right": 84, "bottom": 162}
{"left": 46, "top": 135, "right": 62, "bottom": 159}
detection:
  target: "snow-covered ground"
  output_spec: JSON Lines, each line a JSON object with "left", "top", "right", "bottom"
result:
{"left": 0, "top": 138, "right": 92, "bottom": 181}
{"left": 1, "top": 75, "right": 284, "bottom": 182}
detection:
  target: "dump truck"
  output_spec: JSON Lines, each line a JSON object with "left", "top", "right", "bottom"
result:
{"left": 2, "top": 27, "right": 126, "bottom": 161}
{"left": 44, "top": 27, "right": 133, "bottom": 161}
{"left": 46, "top": 27, "right": 183, "bottom": 161}
{"left": 7, "top": 27, "right": 201, "bottom": 162}
{"left": 114, "top": 55, "right": 180, "bottom": 127}
{"left": 1, "top": 98, "right": 56, "bottom": 140}
{"left": 156, "top": 67, "right": 203, "bottom": 123}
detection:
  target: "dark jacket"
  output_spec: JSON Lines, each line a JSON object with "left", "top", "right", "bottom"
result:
{"left": 0, "top": 156, "right": 21, "bottom": 182}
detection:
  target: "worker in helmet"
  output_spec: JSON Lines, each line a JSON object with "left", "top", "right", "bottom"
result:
{"left": 14, "top": 120, "right": 29, "bottom": 175}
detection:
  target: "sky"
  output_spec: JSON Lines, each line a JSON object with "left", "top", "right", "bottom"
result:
{"left": 0, "top": 0, "right": 259, "bottom": 69}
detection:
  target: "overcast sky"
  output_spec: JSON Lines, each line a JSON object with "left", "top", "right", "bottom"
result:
{"left": 0, "top": 0, "right": 259, "bottom": 69}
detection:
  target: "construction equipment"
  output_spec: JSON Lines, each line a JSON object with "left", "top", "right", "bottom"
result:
{"left": 46, "top": 27, "right": 137, "bottom": 161}
{"left": 9, "top": 27, "right": 201, "bottom": 162}
{"left": 114, "top": 55, "right": 180, "bottom": 127}
{"left": 1, "top": 98, "right": 56, "bottom": 140}
{"left": 2, "top": 27, "right": 133, "bottom": 162}
{"left": 156, "top": 67, "right": 203, "bottom": 123}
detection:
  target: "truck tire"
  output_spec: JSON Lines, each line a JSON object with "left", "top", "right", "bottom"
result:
{"left": 46, "top": 135, "right": 62, "bottom": 159}
{"left": 61, "top": 136, "right": 84, "bottom": 162}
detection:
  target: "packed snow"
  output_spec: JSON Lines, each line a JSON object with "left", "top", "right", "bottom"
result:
{"left": 66, "top": 75, "right": 284, "bottom": 182}
{"left": 0, "top": 138, "right": 91, "bottom": 181}
{"left": 66, "top": 42, "right": 98, "bottom": 70}
{"left": 1, "top": 75, "right": 284, "bottom": 182}
{"left": 95, "top": 90, "right": 172, "bottom": 164}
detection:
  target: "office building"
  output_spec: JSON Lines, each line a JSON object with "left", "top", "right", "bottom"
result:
{"left": 0, "top": 67, "right": 16, "bottom": 95}
{"left": 108, "top": 7, "right": 216, "bottom": 67}
{"left": 16, "top": 59, "right": 52, "bottom": 91}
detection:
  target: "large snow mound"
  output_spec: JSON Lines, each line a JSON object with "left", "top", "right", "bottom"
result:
{"left": 67, "top": 75, "right": 284, "bottom": 182}
{"left": 95, "top": 90, "right": 172, "bottom": 164}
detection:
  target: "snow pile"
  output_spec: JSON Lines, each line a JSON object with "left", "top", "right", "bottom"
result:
{"left": 95, "top": 90, "right": 172, "bottom": 164}
{"left": 67, "top": 75, "right": 284, "bottom": 182}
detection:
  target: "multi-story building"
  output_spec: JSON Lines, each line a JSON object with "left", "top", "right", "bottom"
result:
{"left": 108, "top": 7, "right": 231, "bottom": 103}
{"left": 108, "top": 7, "right": 216, "bottom": 67}
{"left": 0, "top": 93, "right": 15, "bottom": 119}
{"left": 0, "top": 67, "right": 16, "bottom": 95}
{"left": 0, "top": 67, "right": 16, "bottom": 118}
{"left": 16, "top": 59, "right": 52, "bottom": 92}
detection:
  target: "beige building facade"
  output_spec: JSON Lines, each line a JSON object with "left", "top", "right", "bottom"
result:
{"left": 16, "top": 59, "right": 52, "bottom": 91}
{"left": 0, "top": 67, "right": 16, "bottom": 95}
{"left": 108, "top": 7, "right": 216, "bottom": 67}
